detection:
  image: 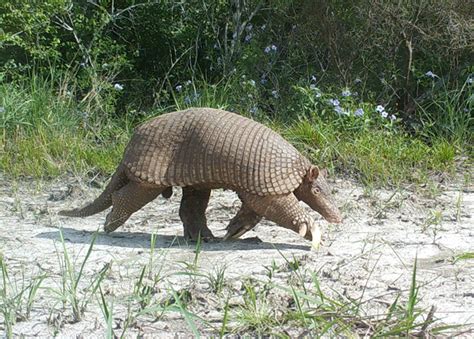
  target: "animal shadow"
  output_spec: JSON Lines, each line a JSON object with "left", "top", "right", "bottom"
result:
{"left": 36, "top": 227, "right": 311, "bottom": 252}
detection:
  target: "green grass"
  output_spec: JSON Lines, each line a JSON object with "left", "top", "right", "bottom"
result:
{"left": 0, "top": 75, "right": 129, "bottom": 177}
{"left": 0, "top": 74, "right": 469, "bottom": 187}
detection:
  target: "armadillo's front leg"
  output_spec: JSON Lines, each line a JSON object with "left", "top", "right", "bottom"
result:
{"left": 104, "top": 181, "right": 164, "bottom": 232}
{"left": 223, "top": 203, "right": 262, "bottom": 240}
{"left": 179, "top": 187, "right": 214, "bottom": 241}
{"left": 238, "top": 192, "right": 322, "bottom": 249}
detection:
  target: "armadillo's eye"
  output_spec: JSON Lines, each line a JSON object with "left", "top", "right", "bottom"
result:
{"left": 312, "top": 187, "right": 321, "bottom": 194}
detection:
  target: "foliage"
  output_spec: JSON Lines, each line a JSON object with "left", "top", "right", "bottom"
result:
{"left": 0, "top": 0, "right": 472, "bottom": 181}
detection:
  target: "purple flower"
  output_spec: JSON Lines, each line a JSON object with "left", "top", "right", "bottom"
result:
{"left": 341, "top": 89, "right": 351, "bottom": 97}
{"left": 264, "top": 46, "right": 271, "bottom": 53}
{"left": 354, "top": 108, "right": 364, "bottom": 117}
{"left": 245, "top": 24, "right": 253, "bottom": 32}
{"left": 249, "top": 106, "right": 258, "bottom": 114}
{"left": 175, "top": 85, "right": 183, "bottom": 92}
{"left": 329, "top": 99, "right": 340, "bottom": 106}
{"left": 245, "top": 34, "right": 253, "bottom": 42}
{"left": 271, "top": 90, "right": 279, "bottom": 98}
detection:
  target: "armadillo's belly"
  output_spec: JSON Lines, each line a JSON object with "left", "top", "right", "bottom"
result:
{"left": 123, "top": 108, "right": 309, "bottom": 196}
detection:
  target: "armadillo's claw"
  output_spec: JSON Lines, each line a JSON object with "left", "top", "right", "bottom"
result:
{"left": 309, "top": 220, "right": 322, "bottom": 250}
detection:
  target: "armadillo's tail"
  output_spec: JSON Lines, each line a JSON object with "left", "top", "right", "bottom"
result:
{"left": 59, "top": 164, "right": 128, "bottom": 217}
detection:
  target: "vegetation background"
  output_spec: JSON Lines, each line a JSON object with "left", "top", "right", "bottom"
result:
{"left": 0, "top": 1, "right": 473, "bottom": 337}
{"left": 0, "top": 0, "right": 472, "bottom": 184}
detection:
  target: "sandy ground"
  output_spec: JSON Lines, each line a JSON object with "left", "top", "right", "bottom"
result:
{"left": 0, "top": 174, "right": 473, "bottom": 336}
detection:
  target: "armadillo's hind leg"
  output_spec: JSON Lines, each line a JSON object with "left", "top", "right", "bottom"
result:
{"left": 104, "top": 181, "right": 164, "bottom": 233}
{"left": 179, "top": 187, "right": 214, "bottom": 241}
{"left": 223, "top": 203, "right": 262, "bottom": 240}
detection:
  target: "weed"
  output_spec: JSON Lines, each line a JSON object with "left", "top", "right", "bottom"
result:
{"left": 50, "top": 228, "right": 109, "bottom": 322}
{"left": 97, "top": 285, "right": 115, "bottom": 339}
{"left": 0, "top": 256, "right": 46, "bottom": 338}
{"left": 235, "top": 280, "right": 279, "bottom": 334}
{"left": 452, "top": 252, "right": 474, "bottom": 263}
{"left": 420, "top": 210, "right": 443, "bottom": 243}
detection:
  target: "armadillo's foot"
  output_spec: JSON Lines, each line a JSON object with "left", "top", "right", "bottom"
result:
{"left": 179, "top": 187, "right": 214, "bottom": 242}
{"left": 184, "top": 227, "right": 215, "bottom": 242}
{"left": 223, "top": 204, "right": 262, "bottom": 240}
{"left": 104, "top": 181, "right": 163, "bottom": 233}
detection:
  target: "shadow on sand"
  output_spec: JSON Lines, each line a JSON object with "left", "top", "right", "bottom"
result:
{"left": 36, "top": 227, "right": 311, "bottom": 252}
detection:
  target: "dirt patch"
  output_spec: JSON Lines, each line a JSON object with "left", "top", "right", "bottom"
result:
{"left": 0, "top": 175, "right": 473, "bottom": 336}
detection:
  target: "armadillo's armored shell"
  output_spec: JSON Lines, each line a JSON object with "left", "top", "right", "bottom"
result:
{"left": 123, "top": 108, "right": 310, "bottom": 196}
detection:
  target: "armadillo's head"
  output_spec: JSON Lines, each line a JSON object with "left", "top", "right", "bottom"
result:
{"left": 294, "top": 166, "right": 342, "bottom": 224}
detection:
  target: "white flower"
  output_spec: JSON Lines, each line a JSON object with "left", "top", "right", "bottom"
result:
{"left": 185, "top": 80, "right": 192, "bottom": 86}
{"left": 265, "top": 45, "right": 277, "bottom": 53}
{"left": 245, "top": 24, "right": 253, "bottom": 32}
{"left": 114, "top": 83, "right": 124, "bottom": 91}
{"left": 354, "top": 78, "right": 362, "bottom": 84}
{"left": 271, "top": 90, "right": 279, "bottom": 98}
{"left": 245, "top": 34, "right": 253, "bottom": 42}
{"left": 311, "top": 75, "right": 317, "bottom": 82}
{"left": 390, "top": 114, "right": 396, "bottom": 121}
{"left": 329, "top": 99, "right": 340, "bottom": 106}
{"left": 354, "top": 108, "right": 364, "bottom": 117}
{"left": 0, "top": 106, "right": 5, "bottom": 114}
{"left": 249, "top": 106, "right": 258, "bottom": 114}
{"left": 315, "top": 92, "right": 322, "bottom": 98}
{"left": 381, "top": 111, "right": 388, "bottom": 118}
{"left": 425, "top": 71, "right": 438, "bottom": 79}
{"left": 341, "top": 89, "right": 351, "bottom": 97}
{"left": 249, "top": 79, "right": 256, "bottom": 86}
{"left": 467, "top": 76, "right": 473, "bottom": 85}
{"left": 184, "top": 96, "right": 191, "bottom": 105}
{"left": 310, "top": 84, "right": 317, "bottom": 90}
{"left": 175, "top": 85, "right": 183, "bottom": 92}
{"left": 261, "top": 24, "right": 266, "bottom": 30}
{"left": 375, "top": 105, "right": 385, "bottom": 113}
{"left": 260, "top": 76, "right": 267, "bottom": 84}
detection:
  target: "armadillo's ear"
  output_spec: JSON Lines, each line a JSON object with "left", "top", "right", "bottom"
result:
{"left": 307, "top": 165, "right": 320, "bottom": 183}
